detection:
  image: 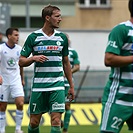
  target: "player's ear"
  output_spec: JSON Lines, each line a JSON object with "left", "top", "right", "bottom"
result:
{"left": 46, "top": 16, "right": 50, "bottom": 22}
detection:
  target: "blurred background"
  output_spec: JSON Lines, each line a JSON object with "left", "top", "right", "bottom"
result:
{"left": 0, "top": 0, "right": 129, "bottom": 103}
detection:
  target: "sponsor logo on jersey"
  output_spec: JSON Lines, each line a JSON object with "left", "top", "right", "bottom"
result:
{"left": 4, "top": 51, "right": 7, "bottom": 54}
{"left": 36, "top": 46, "right": 61, "bottom": 51}
{"left": 107, "top": 41, "right": 118, "bottom": 48}
{"left": 7, "top": 57, "right": 16, "bottom": 67}
{"left": 52, "top": 102, "right": 65, "bottom": 110}
{"left": 38, "top": 42, "right": 43, "bottom": 45}
{"left": 0, "top": 94, "right": 3, "bottom": 100}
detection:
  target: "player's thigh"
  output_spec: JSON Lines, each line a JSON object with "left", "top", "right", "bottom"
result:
{"left": 29, "top": 91, "right": 48, "bottom": 114}
{"left": 100, "top": 102, "right": 132, "bottom": 133}
{"left": 0, "top": 85, "right": 10, "bottom": 102}
{"left": 49, "top": 90, "right": 65, "bottom": 113}
{"left": 10, "top": 83, "right": 24, "bottom": 98}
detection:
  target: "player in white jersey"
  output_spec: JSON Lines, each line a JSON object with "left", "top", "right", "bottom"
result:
{"left": 100, "top": 0, "right": 133, "bottom": 133}
{"left": 19, "top": 5, "right": 74, "bottom": 133}
{"left": 0, "top": 28, "right": 25, "bottom": 133}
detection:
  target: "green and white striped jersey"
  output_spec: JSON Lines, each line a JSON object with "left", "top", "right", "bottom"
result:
{"left": 21, "top": 29, "right": 69, "bottom": 92}
{"left": 102, "top": 20, "right": 133, "bottom": 106}
{"left": 68, "top": 47, "right": 80, "bottom": 68}
{"left": 64, "top": 47, "right": 80, "bottom": 87}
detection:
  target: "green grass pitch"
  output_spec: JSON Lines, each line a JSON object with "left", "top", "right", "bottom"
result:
{"left": 5, "top": 125, "right": 131, "bottom": 133}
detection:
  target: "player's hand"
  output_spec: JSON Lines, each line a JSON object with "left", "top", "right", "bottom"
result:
{"left": 0, "top": 76, "right": 3, "bottom": 85}
{"left": 33, "top": 55, "right": 49, "bottom": 63}
{"left": 21, "top": 79, "right": 25, "bottom": 86}
{"left": 67, "top": 87, "right": 75, "bottom": 102}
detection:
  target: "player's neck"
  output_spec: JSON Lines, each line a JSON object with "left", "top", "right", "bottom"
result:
{"left": 42, "top": 24, "right": 54, "bottom": 37}
{"left": 130, "top": 18, "right": 133, "bottom": 24}
{"left": 6, "top": 41, "right": 15, "bottom": 48}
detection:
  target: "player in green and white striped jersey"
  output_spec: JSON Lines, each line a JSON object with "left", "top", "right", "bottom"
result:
{"left": 19, "top": 5, "right": 74, "bottom": 133}
{"left": 62, "top": 34, "right": 80, "bottom": 133}
{"left": 100, "top": 0, "right": 133, "bottom": 133}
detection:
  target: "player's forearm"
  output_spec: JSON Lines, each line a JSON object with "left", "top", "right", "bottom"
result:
{"left": 64, "top": 64, "right": 74, "bottom": 88}
{"left": 71, "top": 64, "right": 80, "bottom": 73}
{"left": 20, "top": 67, "right": 24, "bottom": 80}
{"left": 20, "top": 67, "right": 25, "bottom": 86}
{"left": 105, "top": 53, "right": 133, "bottom": 67}
{"left": 19, "top": 56, "right": 34, "bottom": 67}
{"left": 0, "top": 75, "right": 2, "bottom": 84}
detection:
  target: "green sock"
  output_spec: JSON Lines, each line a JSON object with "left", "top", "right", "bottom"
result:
{"left": 63, "top": 110, "right": 72, "bottom": 131}
{"left": 50, "top": 126, "right": 61, "bottom": 133}
{"left": 28, "top": 124, "right": 39, "bottom": 133}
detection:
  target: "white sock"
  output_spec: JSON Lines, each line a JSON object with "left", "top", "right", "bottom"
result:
{"left": 0, "top": 111, "right": 6, "bottom": 132}
{"left": 15, "top": 110, "right": 23, "bottom": 131}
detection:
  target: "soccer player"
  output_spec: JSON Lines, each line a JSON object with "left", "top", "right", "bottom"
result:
{"left": 0, "top": 28, "right": 25, "bottom": 133}
{"left": 19, "top": 5, "right": 74, "bottom": 133}
{"left": 62, "top": 34, "right": 80, "bottom": 133}
{"left": 100, "top": 0, "right": 133, "bottom": 133}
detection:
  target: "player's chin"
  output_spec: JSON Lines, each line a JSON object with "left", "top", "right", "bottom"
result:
{"left": 15, "top": 40, "right": 18, "bottom": 44}
{"left": 53, "top": 24, "right": 60, "bottom": 28}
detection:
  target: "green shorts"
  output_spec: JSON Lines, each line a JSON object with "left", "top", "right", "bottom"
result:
{"left": 29, "top": 90, "right": 65, "bottom": 114}
{"left": 100, "top": 102, "right": 133, "bottom": 133}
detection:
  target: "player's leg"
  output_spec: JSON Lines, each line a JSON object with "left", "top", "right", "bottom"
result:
{"left": 0, "top": 102, "right": 7, "bottom": 133}
{"left": 50, "top": 90, "right": 65, "bottom": 133}
{"left": 28, "top": 114, "right": 41, "bottom": 133}
{"left": 11, "top": 84, "right": 24, "bottom": 133}
{"left": 100, "top": 102, "right": 132, "bottom": 133}
{"left": 51, "top": 112, "right": 62, "bottom": 133}
{"left": 63, "top": 102, "right": 71, "bottom": 133}
{"left": 15, "top": 96, "right": 24, "bottom": 133}
{"left": 28, "top": 91, "right": 48, "bottom": 133}
{"left": 0, "top": 85, "right": 10, "bottom": 133}
{"left": 62, "top": 84, "right": 71, "bottom": 133}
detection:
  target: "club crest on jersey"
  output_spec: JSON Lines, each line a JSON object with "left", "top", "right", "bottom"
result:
{"left": 56, "top": 41, "right": 61, "bottom": 46}
{"left": 7, "top": 57, "right": 16, "bottom": 67}
{"left": 17, "top": 51, "right": 20, "bottom": 56}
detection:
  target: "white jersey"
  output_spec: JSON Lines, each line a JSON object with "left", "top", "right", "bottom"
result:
{"left": 0, "top": 43, "right": 22, "bottom": 85}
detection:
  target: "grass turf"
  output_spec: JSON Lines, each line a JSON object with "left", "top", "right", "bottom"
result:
{"left": 5, "top": 125, "right": 131, "bottom": 133}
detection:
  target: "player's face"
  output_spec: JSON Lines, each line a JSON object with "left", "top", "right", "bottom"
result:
{"left": 49, "top": 10, "right": 62, "bottom": 28}
{"left": 9, "top": 30, "right": 19, "bottom": 44}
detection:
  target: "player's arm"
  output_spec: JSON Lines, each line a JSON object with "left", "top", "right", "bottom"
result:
{"left": 0, "top": 76, "right": 2, "bottom": 85}
{"left": 71, "top": 64, "right": 80, "bottom": 74}
{"left": 71, "top": 50, "right": 80, "bottom": 73}
{"left": 63, "top": 56, "right": 74, "bottom": 101}
{"left": 19, "top": 55, "right": 49, "bottom": 67}
{"left": 105, "top": 27, "right": 133, "bottom": 67}
{"left": 20, "top": 67, "right": 25, "bottom": 86}
{"left": 104, "top": 52, "right": 133, "bottom": 67}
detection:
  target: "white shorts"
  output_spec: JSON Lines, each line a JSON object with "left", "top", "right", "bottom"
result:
{"left": 0, "top": 83, "right": 24, "bottom": 102}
